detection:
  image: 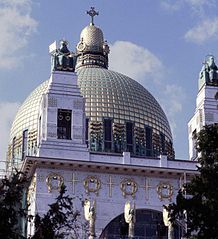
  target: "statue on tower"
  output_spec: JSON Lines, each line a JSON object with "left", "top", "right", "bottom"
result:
{"left": 124, "top": 201, "right": 136, "bottom": 238}
{"left": 199, "top": 55, "right": 218, "bottom": 87}
{"left": 84, "top": 199, "right": 96, "bottom": 239}
{"left": 207, "top": 55, "right": 218, "bottom": 83}
{"left": 50, "top": 40, "right": 76, "bottom": 72}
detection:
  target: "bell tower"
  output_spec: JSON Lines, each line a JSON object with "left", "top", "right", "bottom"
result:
{"left": 188, "top": 55, "right": 218, "bottom": 160}
{"left": 37, "top": 40, "right": 89, "bottom": 160}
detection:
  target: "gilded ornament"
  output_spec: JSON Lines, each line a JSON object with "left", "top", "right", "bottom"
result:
{"left": 106, "top": 175, "right": 114, "bottom": 197}
{"left": 77, "top": 40, "right": 86, "bottom": 52}
{"left": 84, "top": 176, "right": 101, "bottom": 196}
{"left": 156, "top": 182, "right": 173, "bottom": 201}
{"left": 124, "top": 201, "right": 136, "bottom": 238}
{"left": 84, "top": 199, "right": 96, "bottom": 238}
{"left": 46, "top": 173, "right": 64, "bottom": 193}
{"left": 120, "top": 179, "right": 138, "bottom": 198}
{"left": 27, "top": 176, "right": 36, "bottom": 204}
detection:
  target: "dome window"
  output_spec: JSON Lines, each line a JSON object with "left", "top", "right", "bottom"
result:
{"left": 86, "top": 118, "right": 89, "bottom": 146}
{"left": 126, "top": 122, "right": 133, "bottom": 153}
{"left": 22, "top": 130, "right": 28, "bottom": 160}
{"left": 145, "top": 125, "right": 152, "bottom": 156}
{"left": 12, "top": 136, "right": 16, "bottom": 161}
{"left": 160, "top": 132, "right": 165, "bottom": 154}
{"left": 104, "top": 118, "right": 112, "bottom": 151}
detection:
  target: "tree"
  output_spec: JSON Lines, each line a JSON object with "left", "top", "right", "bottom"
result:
{"left": 31, "top": 185, "right": 86, "bottom": 239}
{"left": 0, "top": 170, "right": 28, "bottom": 239}
{"left": 0, "top": 171, "right": 86, "bottom": 239}
{"left": 168, "top": 124, "right": 218, "bottom": 239}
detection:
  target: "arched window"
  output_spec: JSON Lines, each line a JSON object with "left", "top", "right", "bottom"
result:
{"left": 99, "top": 209, "right": 183, "bottom": 239}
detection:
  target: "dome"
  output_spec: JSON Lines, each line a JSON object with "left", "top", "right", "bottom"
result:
{"left": 80, "top": 25, "right": 104, "bottom": 50}
{"left": 76, "top": 23, "right": 109, "bottom": 69}
{"left": 78, "top": 67, "right": 172, "bottom": 141}
{"left": 10, "top": 81, "right": 48, "bottom": 140}
{"left": 8, "top": 66, "right": 174, "bottom": 161}
{"left": 7, "top": 10, "right": 174, "bottom": 163}
{"left": 76, "top": 10, "right": 110, "bottom": 70}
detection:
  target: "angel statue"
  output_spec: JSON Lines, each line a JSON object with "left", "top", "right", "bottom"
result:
{"left": 84, "top": 199, "right": 96, "bottom": 239}
{"left": 163, "top": 205, "right": 174, "bottom": 239}
{"left": 124, "top": 201, "right": 136, "bottom": 238}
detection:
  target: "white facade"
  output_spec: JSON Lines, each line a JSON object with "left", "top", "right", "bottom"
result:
{"left": 22, "top": 67, "right": 197, "bottom": 238}
{"left": 188, "top": 56, "right": 218, "bottom": 160}
{"left": 37, "top": 70, "right": 89, "bottom": 160}
{"left": 24, "top": 153, "right": 197, "bottom": 238}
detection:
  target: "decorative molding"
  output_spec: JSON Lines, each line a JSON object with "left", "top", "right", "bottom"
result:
{"left": 106, "top": 175, "right": 114, "bottom": 197}
{"left": 48, "top": 97, "right": 57, "bottom": 107}
{"left": 47, "top": 132, "right": 56, "bottom": 138}
{"left": 142, "top": 177, "right": 152, "bottom": 201}
{"left": 72, "top": 173, "right": 79, "bottom": 194}
{"left": 37, "top": 174, "right": 45, "bottom": 182}
{"left": 73, "top": 127, "right": 83, "bottom": 139}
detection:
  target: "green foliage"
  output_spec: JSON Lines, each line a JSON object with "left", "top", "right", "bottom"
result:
{"left": 0, "top": 171, "right": 85, "bottom": 239}
{"left": 168, "top": 124, "right": 218, "bottom": 239}
{"left": 31, "top": 185, "right": 85, "bottom": 239}
{"left": 0, "top": 170, "right": 28, "bottom": 239}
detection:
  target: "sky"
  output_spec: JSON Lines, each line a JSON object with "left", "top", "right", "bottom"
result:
{"left": 0, "top": 0, "right": 218, "bottom": 168}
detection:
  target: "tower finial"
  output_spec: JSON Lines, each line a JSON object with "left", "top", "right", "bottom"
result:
{"left": 86, "top": 7, "right": 99, "bottom": 25}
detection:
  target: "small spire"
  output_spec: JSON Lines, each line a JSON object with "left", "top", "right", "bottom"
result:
{"left": 86, "top": 7, "right": 99, "bottom": 25}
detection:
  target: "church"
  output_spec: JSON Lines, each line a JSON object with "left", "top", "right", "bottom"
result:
{"left": 6, "top": 7, "right": 218, "bottom": 239}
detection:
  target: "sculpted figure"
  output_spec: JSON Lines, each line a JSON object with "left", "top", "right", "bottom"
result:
{"left": 163, "top": 206, "right": 174, "bottom": 239}
{"left": 84, "top": 199, "right": 96, "bottom": 239}
{"left": 51, "top": 40, "right": 75, "bottom": 72}
{"left": 124, "top": 201, "right": 136, "bottom": 238}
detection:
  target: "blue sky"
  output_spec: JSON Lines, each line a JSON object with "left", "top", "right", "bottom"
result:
{"left": 0, "top": 0, "right": 218, "bottom": 163}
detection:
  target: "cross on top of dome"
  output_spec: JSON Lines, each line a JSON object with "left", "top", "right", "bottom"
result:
{"left": 86, "top": 7, "right": 99, "bottom": 25}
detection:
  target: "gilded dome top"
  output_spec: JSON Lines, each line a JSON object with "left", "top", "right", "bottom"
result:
{"left": 80, "top": 24, "right": 104, "bottom": 50}
{"left": 76, "top": 8, "right": 109, "bottom": 69}
{"left": 76, "top": 23, "right": 110, "bottom": 69}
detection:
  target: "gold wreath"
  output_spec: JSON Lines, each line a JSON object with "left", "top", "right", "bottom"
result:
{"left": 84, "top": 176, "right": 101, "bottom": 195}
{"left": 46, "top": 173, "right": 64, "bottom": 193}
{"left": 156, "top": 182, "right": 173, "bottom": 201}
{"left": 120, "top": 178, "right": 138, "bottom": 198}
